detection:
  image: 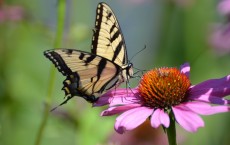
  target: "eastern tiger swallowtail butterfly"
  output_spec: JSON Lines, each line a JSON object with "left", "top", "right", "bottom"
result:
{"left": 44, "top": 2, "right": 133, "bottom": 106}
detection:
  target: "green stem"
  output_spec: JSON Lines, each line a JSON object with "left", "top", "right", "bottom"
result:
{"left": 54, "top": 0, "right": 66, "bottom": 48}
{"left": 34, "top": 1, "right": 66, "bottom": 145}
{"left": 166, "top": 111, "right": 177, "bottom": 145}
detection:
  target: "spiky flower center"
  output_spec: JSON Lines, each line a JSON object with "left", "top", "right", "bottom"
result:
{"left": 138, "top": 68, "right": 191, "bottom": 109}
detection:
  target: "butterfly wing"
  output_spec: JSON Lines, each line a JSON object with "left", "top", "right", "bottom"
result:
{"left": 44, "top": 49, "right": 121, "bottom": 101}
{"left": 91, "top": 2, "right": 128, "bottom": 68}
{"left": 44, "top": 3, "right": 133, "bottom": 105}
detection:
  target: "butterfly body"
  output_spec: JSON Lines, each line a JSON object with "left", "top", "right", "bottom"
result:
{"left": 44, "top": 2, "right": 133, "bottom": 104}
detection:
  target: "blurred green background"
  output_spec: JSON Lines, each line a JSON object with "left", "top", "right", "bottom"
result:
{"left": 0, "top": 0, "right": 230, "bottom": 145}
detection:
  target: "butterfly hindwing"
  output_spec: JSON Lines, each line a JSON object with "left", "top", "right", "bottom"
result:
{"left": 44, "top": 49, "right": 121, "bottom": 100}
{"left": 92, "top": 2, "right": 128, "bottom": 68}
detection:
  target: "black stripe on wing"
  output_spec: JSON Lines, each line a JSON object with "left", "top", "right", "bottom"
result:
{"left": 91, "top": 58, "right": 107, "bottom": 93}
{"left": 44, "top": 50, "right": 72, "bottom": 76}
{"left": 85, "top": 55, "right": 97, "bottom": 64}
{"left": 91, "top": 3, "right": 103, "bottom": 54}
{"left": 97, "top": 62, "right": 120, "bottom": 94}
{"left": 112, "top": 41, "right": 123, "bottom": 62}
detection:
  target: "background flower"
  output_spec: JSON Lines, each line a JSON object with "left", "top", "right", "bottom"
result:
{"left": 218, "top": 0, "right": 230, "bottom": 15}
{"left": 107, "top": 120, "right": 170, "bottom": 145}
{"left": 210, "top": 24, "right": 230, "bottom": 54}
{"left": 0, "top": 5, "right": 24, "bottom": 22}
{"left": 209, "top": 0, "right": 230, "bottom": 54}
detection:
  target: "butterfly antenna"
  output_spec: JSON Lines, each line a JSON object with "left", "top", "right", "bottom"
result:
{"left": 129, "top": 45, "right": 146, "bottom": 62}
{"left": 50, "top": 96, "right": 74, "bottom": 111}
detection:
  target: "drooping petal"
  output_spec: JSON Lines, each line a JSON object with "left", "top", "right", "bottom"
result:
{"left": 94, "top": 88, "right": 140, "bottom": 107}
{"left": 172, "top": 106, "right": 204, "bottom": 132}
{"left": 181, "top": 101, "right": 230, "bottom": 115}
{"left": 151, "top": 109, "right": 170, "bottom": 128}
{"left": 159, "top": 109, "right": 170, "bottom": 128}
{"left": 101, "top": 104, "right": 142, "bottom": 116}
{"left": 115, "top": 107, "right": 153, "bottom": 134}
{"left": 191, "top": 94, "right": 230, "bottom": 105}
{"left": 151, "top": 109, "right": 161, "bottom": 128}
{"left": 180, "top": 62, "right": 190, "bottom": 78}
{"left": 188, "top": 75, "right": 230, "bottom": 99}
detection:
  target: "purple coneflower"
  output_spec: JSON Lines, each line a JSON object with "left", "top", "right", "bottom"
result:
{"left": 209, "top": 0, "right": 230, "bottom": 53}
{"left": 94, "top": 63, "right": 230, "bottom": 134}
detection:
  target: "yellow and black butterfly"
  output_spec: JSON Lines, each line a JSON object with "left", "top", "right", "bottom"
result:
{"left": 44, "top": 2, "right": 133, "bottom": 106}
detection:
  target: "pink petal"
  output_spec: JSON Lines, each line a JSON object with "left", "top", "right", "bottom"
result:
{"left": 94, "top": 88, "right": 140, "bottom": 107}
{"left": 115, "top": 107, "right": 153, "bottom": 134}
{"left": 109, "top": 95, "right": 141, "bottom": 107}
{"left": 191, "top": 94, "right": 230, "bottom": 105}
{"left": 93, "top": 95, "right": 110, "bottom": 107}
{"left": 172, "top": 106, "right": 204, "bottom": 132}
{"left": 159, "top": 109, "right": 170, "bottom": 128}
{"left": 176, "top": 101, "right": 230, "bottom": 115}
{"left": 101, "top": 104, "right": 142, "bottom": 116}
{"left": 180, "top": 62, "right": 190, "bottom": 79}
{"left": 188, "top": 75, "right": 230, "bottom": 99}
{"left": 203, "top": 105, "right": 230, "bottom": 115}
{"left": 151, "top": 109, "right": 170, "bottom": 128}
{"left": 151, "top": 109, "right": 161, "bottom": 128}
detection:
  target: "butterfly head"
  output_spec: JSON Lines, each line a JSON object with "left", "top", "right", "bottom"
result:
{"left": 127, "top": 63, "right": 134, "bottom": 79}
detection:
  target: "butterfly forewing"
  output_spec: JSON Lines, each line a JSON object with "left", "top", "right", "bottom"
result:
{"left": 92, "top": 2, "right": 128, "bottom": 68}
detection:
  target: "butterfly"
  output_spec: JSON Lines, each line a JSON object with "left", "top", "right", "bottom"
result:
{"left": 44, "top": 2, "right": 133, "bottom": 106}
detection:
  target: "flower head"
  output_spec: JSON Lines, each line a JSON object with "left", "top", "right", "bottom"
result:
{"left": 138, "top": 67, "right": 190, "bottom": 109}
{"left": 95, "top": 63, "right": 230, "bottom": 133}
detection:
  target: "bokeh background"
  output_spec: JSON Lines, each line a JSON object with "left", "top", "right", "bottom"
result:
{"left": 1, "top": 0, "right": 230, "bottom": 145}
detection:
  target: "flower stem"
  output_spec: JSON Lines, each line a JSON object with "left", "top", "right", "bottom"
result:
{"left": 34, "top": 1, "right": 66, "bottom": 145}
{"left": 166, "top": 111, "right": 177, "bottom": 145}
